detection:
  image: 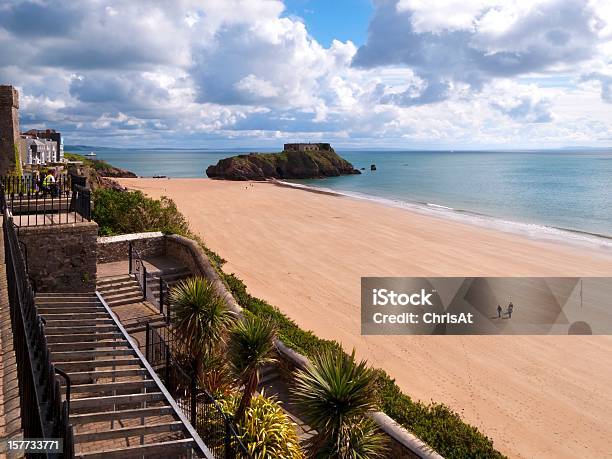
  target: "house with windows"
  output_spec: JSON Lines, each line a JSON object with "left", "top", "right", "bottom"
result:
{"left": 22, "top": 136, "right": 58, "bottom": 165}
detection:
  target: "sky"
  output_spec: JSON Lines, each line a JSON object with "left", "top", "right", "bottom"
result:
{"left": 1, "top": 0, "right": 612, "bottom": 150}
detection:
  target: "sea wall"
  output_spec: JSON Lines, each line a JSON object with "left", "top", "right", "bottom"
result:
{"left": 19, "top": 221, "right": 98, "bottom": 292}
{"left": 97, "top": 231, "right": 165, "bottom": 263}
{"left": 164, "top": 235, "right": 242, "bottom": 313}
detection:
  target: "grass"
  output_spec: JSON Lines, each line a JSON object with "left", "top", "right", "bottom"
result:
{"left": 92, "top": 188, "right": 505, "bottom": 459}
{"left": 64, "top": 152, "right": 115, "bottom": 171}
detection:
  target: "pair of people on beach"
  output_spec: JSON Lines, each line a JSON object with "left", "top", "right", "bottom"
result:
{"left": 497, "top": 302, "right": 514, "bottom": 318}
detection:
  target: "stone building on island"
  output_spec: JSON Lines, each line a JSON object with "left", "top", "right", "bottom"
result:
{"left": 283, "top": 142, "right": 332, "bottom": 152}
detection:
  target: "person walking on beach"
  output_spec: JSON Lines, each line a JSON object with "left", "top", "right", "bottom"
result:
{"left": 497, "top": 304, "right": 502, "bottom": 318}
{"left": 507, "top": 302, "right": 514, "bottom": 319}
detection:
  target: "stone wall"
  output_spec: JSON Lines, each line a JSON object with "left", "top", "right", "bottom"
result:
{"left": 18, "top": 221, "right": 98, "bottom": 293}
{"left": 0, "top": 85, "right": 20, "bottom": 175}
{"left": 164, "top": 235, "right": 242, "bottom": 313}
{"left": 97, "top": 231, "right": 165, "bottom": 263}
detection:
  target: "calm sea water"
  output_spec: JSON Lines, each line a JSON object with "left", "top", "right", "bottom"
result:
{"left": 73, "top": 147, "right": 612, "bottom": 238}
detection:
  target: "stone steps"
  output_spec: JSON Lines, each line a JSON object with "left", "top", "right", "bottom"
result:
{"left": 36, "top": 293, "right": 209, "bottom": 458}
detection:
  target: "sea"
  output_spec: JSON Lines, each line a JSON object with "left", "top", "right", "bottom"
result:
{"left": 69, "top": 147, "right": 612, "bottom": 243}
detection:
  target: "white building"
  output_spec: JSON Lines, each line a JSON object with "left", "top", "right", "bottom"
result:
{"left": 22, "top": 137, "right": 58, "bottom": 165}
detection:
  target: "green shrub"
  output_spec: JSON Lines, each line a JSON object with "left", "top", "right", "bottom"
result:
{"left": 64, "top": 152, "right": 114, "bottom": 171}
{"left": 92, "top": 188, "right": 190, "bottom": 236}
{"left": 12, "top": 144, "right": 23, "bottom": 177}
{"left": 220, "top": 393, "right": 303, "bottom": 459}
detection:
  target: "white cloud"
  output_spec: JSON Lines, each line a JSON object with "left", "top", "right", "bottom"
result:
{"left": 0, "top": 0, "right": 611, "bottom": 148}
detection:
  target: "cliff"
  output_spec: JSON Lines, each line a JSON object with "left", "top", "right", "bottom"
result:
{"left": 65, "top": 152, "right": 135, "bottom": 190}
{"left": 206, "top": 147, "right": 361, "bottom": 180}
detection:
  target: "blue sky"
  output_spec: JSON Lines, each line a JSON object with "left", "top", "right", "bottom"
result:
{"left": 284, "top": 0, "right": 373, "bottom": 46}
{"left": 1, "top": 0, "right": 612, "bottom": 149}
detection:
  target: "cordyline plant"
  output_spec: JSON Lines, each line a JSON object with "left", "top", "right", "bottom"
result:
{"left": 228, "top": 315, "right": 277, "bottom": 422}
{"left": 293, "top": 348, "right": 387, "bottom": 458}
{"left": 171, "top": 277, "right": 235, "bottom": 386}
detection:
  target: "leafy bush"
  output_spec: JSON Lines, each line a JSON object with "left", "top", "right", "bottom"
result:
{"left": 12, "top": 144, "right": 23, "bottom": 177}
{"left": 92, "top": 188, "right": 190, "bottom": 236}
{"left": 223, "top": 273, "right": 343, "bottom": 357}
{"left": 220, "top": 393, "right": 303, "bottom": 459}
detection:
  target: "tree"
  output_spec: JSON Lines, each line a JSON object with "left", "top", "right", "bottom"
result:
{"left": 293, "top": 349, "right": 387, "bottom": 458}
{"left": 228, "top": 315, "right": 277, "bottom": 422}
{"left": 171, "top": 277, "right": 234, "bottom": 385}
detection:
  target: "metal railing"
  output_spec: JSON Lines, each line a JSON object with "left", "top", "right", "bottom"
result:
{"left": 144, "top": 324, "right": 250, "bottom": 459}
{"left": 96, "top": 292, "right": 213, "bottom": 459}
{"left": 0, "top": 175, "right": 91, "bottom": 227}
{"left": 128, "top": 242, "right": 155, "bottom": 301}
{"left": 158, "top": 275, "right": 171, "bottom": 323}
{"left": 2, "top": 207, "right": 74, "bottom": 458}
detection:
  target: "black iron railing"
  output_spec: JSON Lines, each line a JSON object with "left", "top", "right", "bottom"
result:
{"left": 0, "top": 175, "right": 91, "bottom": 227}
{"left": 144, "top": 323, "right": 250, "bottom": 459}
{"left": 2, "top": 207, "right": 74, "bottom": 458}
{"left": 1, "top": 175, "right": 71, "bottom": 197}
{"left": 158, "top": 275, "right": 171, "bottom": 323}
{"left": 128, "top": 242, "right": 154, "bottom": 301}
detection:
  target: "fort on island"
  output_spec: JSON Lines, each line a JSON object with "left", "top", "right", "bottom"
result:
{"left": 283, "top": 142, "right": 332, "bottom": 152}
{"left": 206, "top": 142, "right": 361, "bottom": 180}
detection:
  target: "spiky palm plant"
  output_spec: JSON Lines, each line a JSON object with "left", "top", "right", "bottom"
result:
{"left": 170, "top": 277, "right": 235, "bottom": 384}
{"left": 228, "top": 315, "right": 277, "bottom": 422}
{"left": 293, "top": 349, "right": 386, "bottom": 458}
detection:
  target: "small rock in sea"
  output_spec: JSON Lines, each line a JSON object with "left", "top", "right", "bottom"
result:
{"left": 360, "top": 167, "right": 366, "bottom": 170}
{"left": 370, "top": 164, "right": 377, "bottom": 171}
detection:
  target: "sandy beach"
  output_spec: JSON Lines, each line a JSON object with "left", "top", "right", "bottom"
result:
{"left": 120, "top": 177, "right": 612, "bottom": 459}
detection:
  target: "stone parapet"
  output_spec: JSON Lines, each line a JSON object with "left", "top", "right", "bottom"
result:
{"left": 97, "top": 231, "right": 165, "bottom": 263}
{"left": 18, "top": 221, "right": 98, "bottom": 292}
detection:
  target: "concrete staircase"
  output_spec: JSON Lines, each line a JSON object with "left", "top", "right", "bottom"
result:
{"left": 37, "top": 292, "right": 211, "bottom": 458}
{"left": 258, "top": 365, "right": 280, "bottom": 388}
{"left": 97, "top": 275, "right": 143, "bottom": 307}
{"left": 257, "top": 364, "right": 317, "bottom": 443}
{"left": 146, "top": 266, "right": 192, "bottom": 305}
{"left": 97, "top": 266, "right": 191, "bottom": 311}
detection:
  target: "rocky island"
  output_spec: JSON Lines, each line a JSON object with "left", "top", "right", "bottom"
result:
{"left": 206, "top": 143, "right": 361, "bottom": 180}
